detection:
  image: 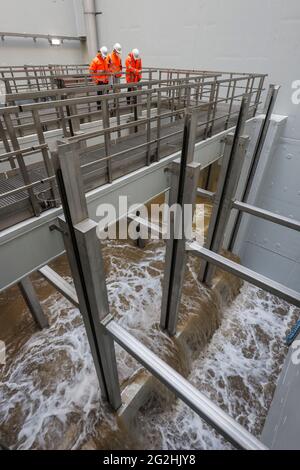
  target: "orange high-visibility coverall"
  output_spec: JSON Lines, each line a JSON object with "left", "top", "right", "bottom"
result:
{"left": 107, "top": 51, "right": 122, "bottom": 79}
{"left": 125, "top": 53, "right": 142, "bottom": 83}
{"left": 89, "top": 53, "right": 109, "bottom": 84}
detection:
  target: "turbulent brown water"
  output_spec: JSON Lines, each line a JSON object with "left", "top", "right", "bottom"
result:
{"left": 0, "top": 200, "right": 297, "bottom": 449}
{"left": 132, "top": 283, "right": 298, "bottom": 450}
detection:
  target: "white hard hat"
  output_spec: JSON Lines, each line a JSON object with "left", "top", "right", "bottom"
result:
{"left": 132, "top": 48, "right": 140, "bottom": 59}
{"left": 113, "top": 43, "right": 122, "bottom": 54}
{"left": 100, "top": 46, "right": 108, "bottom": 58}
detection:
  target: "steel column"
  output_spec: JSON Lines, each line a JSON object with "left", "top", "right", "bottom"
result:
{"left": 53, "top": 142, "right": 121, "bottom": 410}
{"left": 160, "top": 111, "right": 201, "bottom": 335}
{"left": 198, "top": 95, "right": 251, "bottom": 285}
{"left": 228, "top": 85, "right": 280, "bottom": 251}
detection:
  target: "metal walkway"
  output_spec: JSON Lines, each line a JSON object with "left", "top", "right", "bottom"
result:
{"left": 0, "top": 68, "right": 266, "bottom": 230}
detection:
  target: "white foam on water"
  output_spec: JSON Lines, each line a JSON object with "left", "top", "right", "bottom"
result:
{"left": 0, "top": 297, "right": 104, "bottom": 449}
{"left": 0, "top": 240, "right": 166, "bottom": 449}
{"left": 134, "top": 283, "right": 298, "bottom": 449}
{"left": 0, "top": 236, "right": 297, "bottom": 450}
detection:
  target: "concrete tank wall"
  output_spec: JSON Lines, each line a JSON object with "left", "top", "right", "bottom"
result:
{"left": 97, "top": 0, "right": 300, "bottom": 289}
{"left": 0, "top": 0, "right": 87, "bottom": 64}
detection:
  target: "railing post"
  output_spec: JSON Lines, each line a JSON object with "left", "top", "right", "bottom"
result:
{"left": 102, "top": 98, "right": 112, "bottom": 183}
{"left": 198, "top": 95, "right": 251, "bottom": 285}
{"left": 156, "top": 89, "right": 161, "bottom": 161}
{"left": 252, "top": 76, "right": 266, "bottom": 117}
{"left": 204, "top": 80, "right": 216, "bottom": 139}
{"left": 160, "top": 111, "right": 201, "bottom": 336}
{"left": 0, "top": 118, "right": 16, "bottom": 169}
{"left": 53, "top": 142, "right": 122, "bottom": 410}
{"left": 146, "top": 91, "right": 152, "bottom": 165}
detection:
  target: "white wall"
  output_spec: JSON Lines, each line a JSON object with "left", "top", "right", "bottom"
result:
{"left": 0, "top": 0, "right": 86, "bottom": 64}
{"left": 97, "top": 0, "right": 300, "bottom": 288}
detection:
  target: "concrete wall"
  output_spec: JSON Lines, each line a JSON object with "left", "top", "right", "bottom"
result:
{"left": 97, "top": 0, "right": 300, "bottom": 289}
{"left": 0, "top": 0, "right": 87, "bottom": 64}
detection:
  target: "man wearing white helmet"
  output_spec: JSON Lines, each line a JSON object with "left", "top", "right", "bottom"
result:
{"left": 107, "top": 43, "right": 123, "bottom": 85}
{"left": 89, "top": 46, "right": 109, "bottom": 85}
{"left": 125, "top": 48, "right": 142, "bottom": 104}
{"left": 125, "top": 48, "right": 142, "bottom": 84}
{"left": 89, "top": 46, "right": 110, "bottom": 109}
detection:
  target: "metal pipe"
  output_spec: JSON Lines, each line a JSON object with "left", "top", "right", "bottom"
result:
{"left": 0, "top": 31, "right": 85, "bottom": 42}
{"left": 83, "top": 0, "right": 99, "bottom": 59}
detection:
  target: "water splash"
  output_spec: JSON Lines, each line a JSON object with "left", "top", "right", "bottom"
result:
{"left": 133, "top": 283, "right": 298, "bottom": 449}
{"left": 0, "top": 232, "right": 295, "bottom": 450}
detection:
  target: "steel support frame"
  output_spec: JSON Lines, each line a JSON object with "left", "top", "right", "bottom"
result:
{"left": 231, "top": 201, "right": 300, "bottom": 232}
{"left": 53, "top": 142, "right": 121, "bottom": 410}
{"left": 30, "top": 102, "right": 272, "bottom": 449}
{"left": 160, "top": 111, "right": 201, "bottom": 336}
{"left": 38, "top": 261, "right": 267, "bottom": 450}
{"left": 198, "top": 95, "right": 251, "bottom": 285}
{"left": 187, "top": 242, "right": 300, "bottom": 309}
{"left": 106, "top": 319, "right": 267, "bottom": 450}
{"left": 228, "top": 85, "right": 280, "bottom": 251}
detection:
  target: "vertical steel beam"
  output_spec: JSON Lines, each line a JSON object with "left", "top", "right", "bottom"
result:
{"left": 53, "top": 142, "right": 121, "bottom": 410}
{"left": 160, "top": 111, "right": 201, "bottom": 336}
{"left": 156, "top": 89, "right": 162, "bottom": 161}
{"left": 198, "top": 95, "right": 251, "bottom": 285}
{"left": 18, "top": 276, "right": 49, "bottom": 329}
{"left": 228, "top": 85, "right": 280, "bottom": 251}
{"left": 102, "top": 98, "right": 112, "bottom": 183}
{"left": 146, "top": 91, "right": 151, "bottom": 165}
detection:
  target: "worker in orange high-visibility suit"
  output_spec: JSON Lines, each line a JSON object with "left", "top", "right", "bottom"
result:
{"left": 89, "top": 46, "right": 110, "bottom": 109}
{"left": 107, "top": 43, "right": 122, "bottom": 85}
{"left": 125, "top": 49, "right": 142, "bottom": 105}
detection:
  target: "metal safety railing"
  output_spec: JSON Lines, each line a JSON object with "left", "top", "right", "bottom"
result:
{"left": 0, "top": 63, "right": 259, "bottom": 94}
{"left": 0, "top": 69, "right": 266, "bottom": 231}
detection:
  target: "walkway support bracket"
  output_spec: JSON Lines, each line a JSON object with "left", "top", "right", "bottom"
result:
{"left": 18, "top": 276, "right": 49, "bottom": 329}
